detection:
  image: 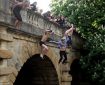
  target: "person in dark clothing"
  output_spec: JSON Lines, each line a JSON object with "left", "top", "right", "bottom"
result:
{"left": 30, "top": 2, "right": 37, "bottom": 12}
{"left": 66, "top": 34, "right": 72, "bottom": 47}
{"left": 13, "top": 5, "right": 22, "bottom": 21}
{"left": 13, "top": 1, "right": 29, "bottom": 29}
{"left": 57, "top": 15, "right": 65, "bottom": 27}
{"left": 43, "top": 11, "right": 51, "bottom": 20}
{"left": 58, "top": 37, "right": 67, "bottom": 64}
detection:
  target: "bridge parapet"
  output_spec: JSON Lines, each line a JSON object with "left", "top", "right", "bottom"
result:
{"left": 0, "top": 0, "right": 62, "bottom": 41}
{"left": 22, "top": 10, "right": 62, "bottom": 36}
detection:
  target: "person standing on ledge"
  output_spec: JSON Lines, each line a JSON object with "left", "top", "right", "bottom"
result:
{"left": 39, "top": 29, "right": 54, "bottom": 58}
{"left": 13, "top": 0, "right": 29, "bottom": 29}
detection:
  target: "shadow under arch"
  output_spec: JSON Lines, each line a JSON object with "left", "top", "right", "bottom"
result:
{"left": 69, "top": 59, "right": 81, "bottom": 85}
{"left": 13, "top": 54, "right": 59, "bottom": 85}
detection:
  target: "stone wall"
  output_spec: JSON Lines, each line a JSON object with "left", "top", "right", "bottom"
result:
{"left": 0, "top": 25, "right": 83, "bottom": 85}
{"left": 0, "top": 25, "right": 73, "bottom": 85}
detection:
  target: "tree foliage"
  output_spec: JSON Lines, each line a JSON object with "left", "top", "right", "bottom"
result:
{"left": 51, "top": 0, "right": 105, "bottom": 84}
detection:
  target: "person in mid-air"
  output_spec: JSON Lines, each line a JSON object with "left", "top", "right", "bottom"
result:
{"left": 39, "top": 29, "right": 54, "bottom": 58}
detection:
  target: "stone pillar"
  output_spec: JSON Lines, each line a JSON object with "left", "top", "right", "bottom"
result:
{"left": 61, "top": 63, "right": 72, "bottom": 85}
{"left": 0, "top": 26, "right": 13, "bottom": 85}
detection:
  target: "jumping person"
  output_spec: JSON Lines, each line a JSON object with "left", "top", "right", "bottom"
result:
{"left": 65, "top": 24, "right": 75, "bottom": 47}
{"left": 39, "top": 29, "right": 53, "bottom": 58}
{"left": 13, "top": 1, "right": 29, "bottom": 29}
{"left": 58, "top": 37, "right": 67, "bottom": 64}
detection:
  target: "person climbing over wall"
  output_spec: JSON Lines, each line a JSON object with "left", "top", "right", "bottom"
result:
{"left": 39, "top": 29, "right": 54, "bottom": 58}
{"left": 64, "top": 24, "right": 76, "bottom": 47}
{"left": 58, "top": 37, "right": 67, "bottom": 64}
{"left": 12, "top": 0, "right": 30, "bottom": 29}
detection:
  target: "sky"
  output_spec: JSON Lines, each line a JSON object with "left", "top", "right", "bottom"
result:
{"left": 30, "top": 0, "right": 51, "bottom": 13}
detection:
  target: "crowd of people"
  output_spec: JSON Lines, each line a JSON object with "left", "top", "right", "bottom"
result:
{"left": 12, "top": 0, "right": 76, "bottom": 64}
{"left": 43, "top": 11, "right": 69, "bottom": 28}
{"left": 12, "top": 0, "right": 70, "bottom": 29}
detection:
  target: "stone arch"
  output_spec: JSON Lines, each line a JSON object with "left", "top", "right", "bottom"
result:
{"left": 13, "top": 54, "right": 59, "bottom": 85}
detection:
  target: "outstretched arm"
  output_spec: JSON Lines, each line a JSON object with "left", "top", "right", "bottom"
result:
{"left": 65, "top": 24, "right": 74, "bottom": 36}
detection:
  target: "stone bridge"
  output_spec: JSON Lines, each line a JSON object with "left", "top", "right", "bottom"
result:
{"left": 0, "top": 0, "right": 83, "bottom": 85}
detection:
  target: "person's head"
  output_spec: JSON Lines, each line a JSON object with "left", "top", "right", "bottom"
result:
{"left": 47, "top": 11, "right": 51, "bottom": 15}
{"left": 39, "top": 9, "right": 43, "bottom": 14}
{"left": 60, "top": 15, "right": 65, "bottom": 20}
{"left": 33, "top": 1, "right": 37, "bottom": 5}
{"left": 46, "top": 29, "right": 52, "bottom": 32}
{"left": 47, "top": 11, "right": 50, "bottom": 13}
{"left": 61, "top": 37, "right": 66, "bottom": 42}
{"left": 45, "top": 29, "right": 52, "bottom": 34}
{"left": 66, "top": 25, "right": 71, "bottom": 29}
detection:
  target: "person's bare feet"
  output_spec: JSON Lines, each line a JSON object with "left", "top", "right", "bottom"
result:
{"left": 40, "top": 54, "right": 44, "bottom": 59}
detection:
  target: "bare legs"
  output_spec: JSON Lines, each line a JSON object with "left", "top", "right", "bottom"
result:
{"left": 40, "top": 44, "right": 48, "bottom": 58}
{"left": 15, "top": 19, "right": 22, "bottom": 29}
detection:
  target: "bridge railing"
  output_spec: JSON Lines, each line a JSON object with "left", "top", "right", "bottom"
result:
{"left": 0, "top": 0, "right": 62, "bottom": 41}
{"left": 21, "top": 10, "right": 62, "bottom": 36}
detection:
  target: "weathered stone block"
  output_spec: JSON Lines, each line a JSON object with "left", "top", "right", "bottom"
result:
{"left": 62, "top": 63, "right": 70, "bottom": 72}
{"left": 11, "top": 67, "right": 18, "bottom": 77}
{"left": 0, "top": 48, "right": 13, "bottom": 59}
{"left": 61, "top": 81, "right": 71, "bottom": 85}
{"left": 61, "top": 72, "right": 72, "bottom": 82}
{"left": 0, "top": 82, "right": 10, "bottom": 85}
{"left": 9, "top": 73, "right": 16, "bottom": 83}
{"left": 0, "top": 76, "right": 9, "bottom": 83}
{"left": 0, "top": 33, "right": 13, "bottom": 42}
{"left": 0, "top": 67, "right": 13, "bottom": 75}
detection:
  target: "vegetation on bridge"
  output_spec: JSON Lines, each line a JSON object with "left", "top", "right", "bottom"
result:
{"left": 51, "top": 0, "right": 105, "bottom": 84}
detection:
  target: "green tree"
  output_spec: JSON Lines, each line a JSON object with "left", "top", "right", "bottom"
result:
{"left": 51, "top": 0, "right": 105, "bottom": 84}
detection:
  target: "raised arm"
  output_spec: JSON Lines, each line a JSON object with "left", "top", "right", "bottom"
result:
{"left": 65, "top": 24, "right": 74, "bottom": 36}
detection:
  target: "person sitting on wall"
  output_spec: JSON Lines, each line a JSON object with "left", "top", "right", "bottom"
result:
{"left": 13, "top": 1, "right": 30, "bottom": 29}
{"left": 64, "top": 24, "right": 76, "bottom": 47}
{"left": 58, "top": 37, "right": 67, "bottom": 64}
{"left": 30, "top": 1, "right": 37, "bottom": 12}
{"left": 43, "top": 11, "right": 51, "bottom": 20}
{"left": 57, "top": 15, "right": 66, "bottom": 28}
{"left": 39, "top": 29, "right": 54, "bottom": 58}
